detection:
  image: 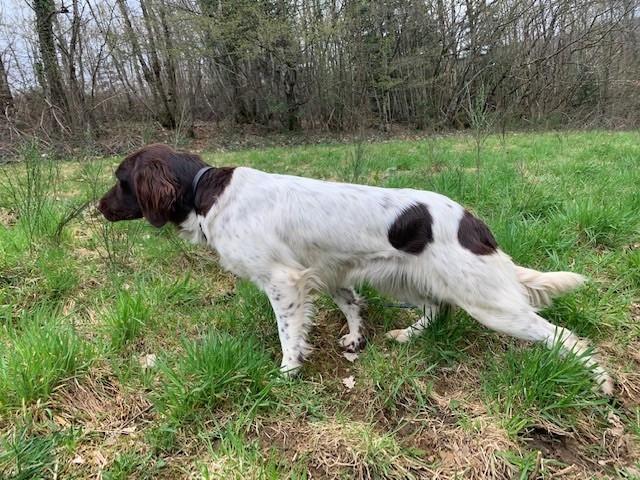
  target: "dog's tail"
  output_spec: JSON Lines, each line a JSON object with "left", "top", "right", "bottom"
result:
{"left": 515, "top": 266, "right": 586, "bottom": 309}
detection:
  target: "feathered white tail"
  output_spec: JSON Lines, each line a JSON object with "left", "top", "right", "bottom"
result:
{"left": 515, "top": 266, "right": 586, "bottom": 309}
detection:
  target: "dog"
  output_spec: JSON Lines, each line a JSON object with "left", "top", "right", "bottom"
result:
{"left": 98, "top": 143, "right": 612, "bottom": 394}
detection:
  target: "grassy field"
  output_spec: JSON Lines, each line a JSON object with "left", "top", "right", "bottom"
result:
{"left": 0, "top": 131, "right": 639, "bottom": 479}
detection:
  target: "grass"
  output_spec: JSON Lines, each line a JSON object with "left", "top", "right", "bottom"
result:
{"left": 0, "top": 131, "right": 639, "bottom": 478}
{"left": 151, "top": 331, "right": 277, "bottom": 425}
{"left": 482, "top": 341, "right": 610, "bottom": 436}
{"left": 104, "top": 291, "right": 151, "bottom": 352}
{"left": 0, "top": 304, "right": 93, "bottom": 409}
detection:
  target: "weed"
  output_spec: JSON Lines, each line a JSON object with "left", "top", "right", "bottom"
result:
{"left": 0, "top": 305, "right": 93, "bottom": 408}
{"left": 330, "top": 139, "right": 372, "bottom": 183}
{"left": 482, "top": 341, "right": 609, "bottom": 436}
{"left": 102, "top": 452, "right": 164, "bottom": 480}
{"left": 198, "top": 422, "right": 301, "bottom": 479}
{"left": 495, "top": 450, "right": 543, "bottom": 480}
{"left": 413, "top": 307, "right": 477, "bottom": 366}
{"left": 0, "top": 418, "right": 83, "bottom": 480}
{"left": 465, "top": 83, "right": 494, "bottom": 193}
{"left": 216, "top": 280, "right": 279, "bottom": 346}
{"left": 151, "top": 331, "right": 277, "bottom": 424}
{"left": 77, "top": 155, "right": 144, "bottom": 270}
{"left": 348, "top": 139, "right": 370, "bottom": 183}
{"left": 36, "top": 246, "right": 79, "bottom": 302}
{"left": 560, "top": 196, "right": 638, "bottom": 249}
{"left": 88, "top": 219, "right": 143, "bottom": 271}
{"left": 0, "top": 141, "right": 61, "bottom": 249}
{"left": 0, "top": 419, "right": 56, "bottom": 479}
{"left": 104, "top": 290, "right": 150, "bottom": 352}
{"left": 358, "top": 343, "right": 435, "bottom": 415}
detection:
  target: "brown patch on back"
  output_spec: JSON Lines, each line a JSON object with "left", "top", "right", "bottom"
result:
{"left": 388, "top": 203, "right": 433, "bottom": 254}
{"left": 195, "top": 167, "right": 236, "bottom": 216}
{"left": 457, "top": 210, "right": 498, "bottom": 255}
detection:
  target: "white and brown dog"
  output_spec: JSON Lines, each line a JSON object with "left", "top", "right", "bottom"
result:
{"left": 98, "top": 144, "right": 612, "bottom": 394}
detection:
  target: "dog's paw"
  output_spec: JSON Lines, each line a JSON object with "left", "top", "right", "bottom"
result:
{"left": 600, "top": 375, "right": 614, "bottom": 396}
{"left": 279, "top": 361, "right": 302, "bottom": 379}
{"left": 592, "top": 367, "right": 614, "bottom": 396}
{"left": 385, "top": 328, "right": 411, "bottom": 343}
{"left": 339, "top": 332, "right": 366, "bottom": 353}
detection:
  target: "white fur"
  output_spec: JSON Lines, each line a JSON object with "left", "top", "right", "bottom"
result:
{"left": 179, "top": 167, "right": 611, "bottom": 394}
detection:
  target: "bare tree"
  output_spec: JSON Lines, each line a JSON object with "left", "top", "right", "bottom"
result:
{"left": 33, "top": 0, "right": 69, "bottom": 130}
{"left": 0, "top": 0, "right": 638, "bottom": 143}
{"left": 0, "top": 53, "right": 13, "bottom": 114}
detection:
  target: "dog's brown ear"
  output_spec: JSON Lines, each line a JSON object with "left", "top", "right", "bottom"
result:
{"left": 132, "top": 156, "right": 179, "bottom": 228}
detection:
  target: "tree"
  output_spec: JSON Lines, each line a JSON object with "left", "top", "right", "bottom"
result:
{"left": 33, "top": 0, "right": 69, "bottom": 129}
{"left": 0, "top": 53, "right": 13, "bottom": 114}
{"left": 0, "top": 0, "right": 638, "bottom": 142}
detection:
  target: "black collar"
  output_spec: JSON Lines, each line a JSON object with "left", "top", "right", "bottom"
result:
{"left": 192, "top": 166, "right": 213, "bottom": 196}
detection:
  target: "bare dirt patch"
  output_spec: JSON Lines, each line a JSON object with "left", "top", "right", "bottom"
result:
{"left": 54, "top": 368, "right": 153, "bottom": 434}
{"left": 256, "top": 413, "right": 520, "bottom": 479}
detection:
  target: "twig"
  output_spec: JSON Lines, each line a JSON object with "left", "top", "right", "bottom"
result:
{"left": 55, "top": 200, "right": 91, "bottom": 242}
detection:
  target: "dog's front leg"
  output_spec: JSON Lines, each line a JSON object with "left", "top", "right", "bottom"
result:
{"left": 263, "top": 268, "right": 313, "bottom": 376}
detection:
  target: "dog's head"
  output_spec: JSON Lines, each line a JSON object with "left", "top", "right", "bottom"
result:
{"left": 98, "top": 144, "right": 207, "bottom": 228}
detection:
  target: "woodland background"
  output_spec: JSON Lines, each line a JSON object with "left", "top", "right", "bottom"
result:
{"left": 0, "top": 0, "right": 639, "bottom": 152}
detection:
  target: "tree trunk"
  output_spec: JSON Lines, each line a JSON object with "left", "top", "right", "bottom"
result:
{"left": 33, "top": 0, "right": 68, "bottom": 127}
{"left": 116, "top": 0, "right": 175, "bottom": 129}
{"left": 54, "top": 0, "right": 92, "bottom": 133}
{"left": 284, "top": 63, "right": 301, "bottom": 131}
{"left": 158, "top": 0, "right": 193, "bottom": 136}
{"left": 0, "top": 54, "right": 13, "bottom": 114}
{"left": 139, "top": 0, "right": 176, "bottom": 129}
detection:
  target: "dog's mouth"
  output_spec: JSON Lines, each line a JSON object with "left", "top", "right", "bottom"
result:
{"left": 97, "top": 203, "right": 142, "bottom": 222}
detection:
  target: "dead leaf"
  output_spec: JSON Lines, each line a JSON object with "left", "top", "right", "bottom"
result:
{"left": 54, "top": 415, "right": 70, "bottom": 427}
{"left": 342, "top": 376, "right": 355, "bottom": 390}
{"left": 343, "top": 352, "right": 358, "bottom": 362}
{"left": 139, "top": 353, "right": 157, "bottom": 370}
{"left": 607, "top": 411, "right": 624, "bottom": 437}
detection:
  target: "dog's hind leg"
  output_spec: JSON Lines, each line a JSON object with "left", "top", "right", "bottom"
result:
{"left": 263, "top": 267, "right": 314, "bottom": 376}
{"left": 462, "top": 303, "right": 613, "bottom": 394}
{"left": 331, "top": 287, "right": 366, "bottom": 352}
{"left": 385, "top": 303, "right": 440, "bottom": 343}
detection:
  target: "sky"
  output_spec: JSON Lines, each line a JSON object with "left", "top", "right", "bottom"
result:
{"left": 1, "top": 1, "right": 37, "bottom": 89}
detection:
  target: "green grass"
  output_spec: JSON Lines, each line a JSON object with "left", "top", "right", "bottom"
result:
{"left": 0, "top": 421, "right": 57, "bottom": 479}
{"left": 0, "top": 131, "right": 639, "bottom": 478}
{"left": 0, "top": 304, "right": 93, "bottom": 409}
{"left": 151, "top": 331, "right": 277, "bottom": 425}
{"left": 482, "top": 341, "right": 610, "bottom": 436}
{"left": 104, "top": 290, "right": 151, "bottom": 352}
{"left": 356, "top": 343, "right": 435, "bottom": 415}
